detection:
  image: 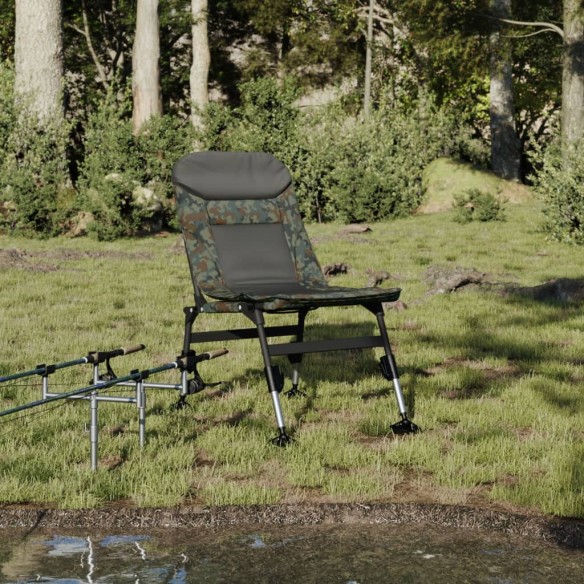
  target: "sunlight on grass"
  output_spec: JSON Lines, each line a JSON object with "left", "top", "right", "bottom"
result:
{"left": 1, "top": 203, "right": 584, "bottom": 516}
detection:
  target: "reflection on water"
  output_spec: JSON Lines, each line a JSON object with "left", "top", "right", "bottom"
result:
{"left": 0, "top": 523, "right": 583, "bottom": 583}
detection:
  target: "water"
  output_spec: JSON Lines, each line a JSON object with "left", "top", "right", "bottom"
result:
{"left": 1, "top": 523, "right": 582, "bottom": 583}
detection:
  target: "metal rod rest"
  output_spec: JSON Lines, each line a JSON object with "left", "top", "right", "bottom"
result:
{"left": 0, "top": 361, "right": 180, "bottom": 419}
{"left": 45, "top": 393, "right": 136, "bottom": 404}
{"left": 0, "top": 344, "right": 146, "bottom": 384}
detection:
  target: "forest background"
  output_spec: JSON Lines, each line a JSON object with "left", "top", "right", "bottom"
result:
{"left": 0, "top": 0, "right": 583, "bottom": 243}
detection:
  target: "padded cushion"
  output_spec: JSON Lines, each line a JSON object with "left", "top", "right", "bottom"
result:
{"left": 212, "top": 223, "right": 298, "bottom": 288}
{"left": 172, "top": 151, "right": 292, "bottom": 200}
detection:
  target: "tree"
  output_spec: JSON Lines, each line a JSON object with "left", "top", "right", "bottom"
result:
{"left": 489, "top": 0, "right": 521, "bottom": 180}
{"left": 190, "top": 0, "right": 210, "bottom": 129}
{"left": 0, "top": 0, "right": 14, "bottom": 61}
{"left": 132, "top": 0, "right": 162, "bottom": 134}
{"left": 498, "top": 1, "right": 582, "bottom": 149}
{"left": 207, "top": 1, "right": 364, "bottom": 102}
{"left": 562, "top": 0, "right": 584, "bottom": 148}
{"left": 64, "top": 0, "right": 135, "bottom": 94}
{"left": 14, "top": 0, "right": 63, "bottom": 122}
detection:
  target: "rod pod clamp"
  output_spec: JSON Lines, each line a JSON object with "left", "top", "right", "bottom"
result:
{"left": 174, "top": 349, "right": 227, "bottom": 409}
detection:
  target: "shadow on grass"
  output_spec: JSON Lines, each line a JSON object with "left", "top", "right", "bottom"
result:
{"left": 410, "top": 284, "right": 584, "bottom": 517}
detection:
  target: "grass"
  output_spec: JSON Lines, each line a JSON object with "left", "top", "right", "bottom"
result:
{"left": 419, "top": 157, "right": 532, "bottom": 213}
{"left": 0, "top": 201, "right": 584, "bottom": 517}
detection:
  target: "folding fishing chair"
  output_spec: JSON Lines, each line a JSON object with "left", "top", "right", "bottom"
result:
{"left": 172, "top": 151, "right": 419, "bottom": 445}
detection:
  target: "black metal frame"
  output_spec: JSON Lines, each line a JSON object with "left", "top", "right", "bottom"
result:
{"left": 181, "top": 301, "right": 419, "bottom": 445}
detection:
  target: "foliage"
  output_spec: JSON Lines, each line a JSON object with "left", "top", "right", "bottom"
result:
{"left": 453, "top": 188, "right": 506, "bottom": 223}
{"left": 202, "top": 77, "right": 473, "bottom": 223}
{"left": 0, "top": 63, "right": 73, "bottom": 237}
{"left": 78, "top": 88, "right": 195, "bottom": 240}
{"left": 208, "top": 0, "right": 363, "bottom": 99}
{"left": 203, "top": 76, "right": 301, "bottom": 154}
{"left": 532, "top": 138, "right": 584, "bottom": 244}
{"left": 0, "top": 0, "right": 14, "bottom": 62}
{"left": 327, "top": 98, "right": 465, "bottom": 222}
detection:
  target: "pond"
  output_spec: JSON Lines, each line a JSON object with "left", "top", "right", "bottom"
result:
{"left": 1, "top": 522, "right": 583, "bottom": 583}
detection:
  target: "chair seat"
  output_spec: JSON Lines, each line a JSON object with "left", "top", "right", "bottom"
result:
{"left": 199, "top": 283, "right": 402, "bottom": 312}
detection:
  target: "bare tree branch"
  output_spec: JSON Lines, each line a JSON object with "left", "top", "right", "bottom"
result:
{"left": 505, "top": 29, "right": 563, "bottom": 40}
{"left": 69, "top": 0, "right": 110, "bottom": 89}
{"left": 497, "top": 17, "right": 564, "bottom": 39}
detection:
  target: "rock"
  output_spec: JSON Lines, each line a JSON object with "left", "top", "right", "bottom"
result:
{"left": 323, "top": 263, "right": 350, "bottom": 276}
{"left": 425, "top": 265, "right": 490, "bottom": 295}
{"left": 0, "top": 200, "right": 17, "bottom": 216}
{"left": 132, "top": 184, "right": 163, "bottom": 214}
{"left": 64, "top": 211, "right": 94, "bottom": 237}
{"left": 339, "top": 224, "right": 372, "bottom": 235}
{"left": 366, "top": 270, "right": 391, "bottom": 287}
{"left": 383, "top": 300, "right": 408, "bottom": 312}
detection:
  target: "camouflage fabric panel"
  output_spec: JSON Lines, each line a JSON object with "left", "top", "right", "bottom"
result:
{"left": 278, "top": 186, "right": 327, "bottom": 286}
{"left": 232, "top": 286, "right": 401, "bottom": 312}
{"left": 199, "top": 300, "right": 242, "bottom": 313}
{"left": 200, "top": 285, "right": 400, "bottom": 313}
{"left": 175, "top": 185, "right": 225, "bottom": 292}
{"left": 206, "top": 198, "right": 281, "bottom": 225}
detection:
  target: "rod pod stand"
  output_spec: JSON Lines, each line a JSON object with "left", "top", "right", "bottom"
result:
{"left": 174, "top": 348, "right": 228, "bottom": 409}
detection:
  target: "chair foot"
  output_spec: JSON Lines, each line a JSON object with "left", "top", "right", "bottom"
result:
{"left": 271, "top": 429, "right": 294, "bottom": 447}
{"left": 284, "top": 384, "right": 306, "bottom": 398}
{"left": 391, "top": 416, "right": 420, "bottom": 435}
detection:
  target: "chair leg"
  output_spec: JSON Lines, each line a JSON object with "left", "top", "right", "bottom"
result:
{"left": 252, "top": 308, "right": 293, "bottom": 446}
{"left": 285, "top": 309, "right": 308, "bottom": 398}
{"left": 374, "top": 309, "right": 420, "bottom": 435}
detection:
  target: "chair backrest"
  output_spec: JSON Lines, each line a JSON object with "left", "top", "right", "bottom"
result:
{"left": 172, "top": 151, "right": 326, "bottom": 299}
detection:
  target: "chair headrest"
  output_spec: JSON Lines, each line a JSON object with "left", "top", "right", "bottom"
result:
{"left": 172, "top": 151, "right": 292, "bottom": 200}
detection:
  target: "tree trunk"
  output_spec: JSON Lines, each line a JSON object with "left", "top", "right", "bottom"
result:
{"left": 14, "top": 0, "right": 63, "bottom": 123}
{"left": 363, "top": 0, "right": 374, "bottom": 116}
{"left": 190, "top": 0, "right": 210, "bottom": 130}
{"left": 489, "top": 0, "right": 521, "bottom": 181}
{"left": 562, "top": 0, "right": 584, "bottom": 148}
{"left": 132, "top": 0, "right": 162, "bottom": 135}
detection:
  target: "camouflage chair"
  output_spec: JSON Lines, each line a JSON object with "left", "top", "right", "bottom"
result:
{"left": 173, "top": 151, "right": 419, "bottom": 445}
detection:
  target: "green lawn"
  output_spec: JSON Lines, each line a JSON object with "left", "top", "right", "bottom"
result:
{"left": 0, "top": 201, "right": 583, "bottom": 517}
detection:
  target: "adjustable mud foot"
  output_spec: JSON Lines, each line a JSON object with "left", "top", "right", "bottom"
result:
{"left": 271, "top": 429, "right": 294, "bottom": 447}
{"left": 173, "top": 395, "right": 191, "bottom": 410}
{"left": 391, "top": 416, "right": 420, "bottom": 435}
{"left": 284, "top": 384, "right": 306, "bottom": 398}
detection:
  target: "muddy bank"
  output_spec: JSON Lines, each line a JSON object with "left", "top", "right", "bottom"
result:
{"left": 0, "top": 503, "right": 582, "bottom": 549}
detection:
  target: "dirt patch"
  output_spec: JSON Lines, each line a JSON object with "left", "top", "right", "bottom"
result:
{"left": 0, "top": 248, "right": 59, "bottom": 272}
{"left": 0, "top": 248, "right": 153, "bottom": 272}
{"left": 423, "top": 266, "right": 584, "bottom": 305}
{"left": 424, "top": 357, "right": 522, "bottom": 380}
{"left": 502, "top": 277, "right": 584, "bottom": 304}
{"left": 0, "top": 503, "right": 581, "bottom": 548}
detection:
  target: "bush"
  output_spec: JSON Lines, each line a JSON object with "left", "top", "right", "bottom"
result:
{"left": 78, "top": 89, "right": 195, "bottom": 240}
{"left": 0, "top": 62, "right": 73, "bottom": 236}
{"left": 532, "top": 138, "right": 584, "bottom": 244}
{"left": 202, "top": 80, "right": 468, "bottom": 223}
{"left": 452, "top": 189, "right": 506, "bottom": 223}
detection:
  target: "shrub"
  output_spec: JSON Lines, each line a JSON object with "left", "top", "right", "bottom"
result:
{"left": 452, "top": 189, "right": 506, "bottom": 223}
{"left": 202, "top": 80, "right": 467, "bottom": 223}
{"left": 0, "top": 62, "right": 73, "bottom": 236}
{"left": 78, "top": 88, "right": 195, "bottom": 239}
{"left": 320, "top": 96, "right": 463, "bottom": 222}
{"left": 531, "top": 138, "right": 584, "bottom": 244}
